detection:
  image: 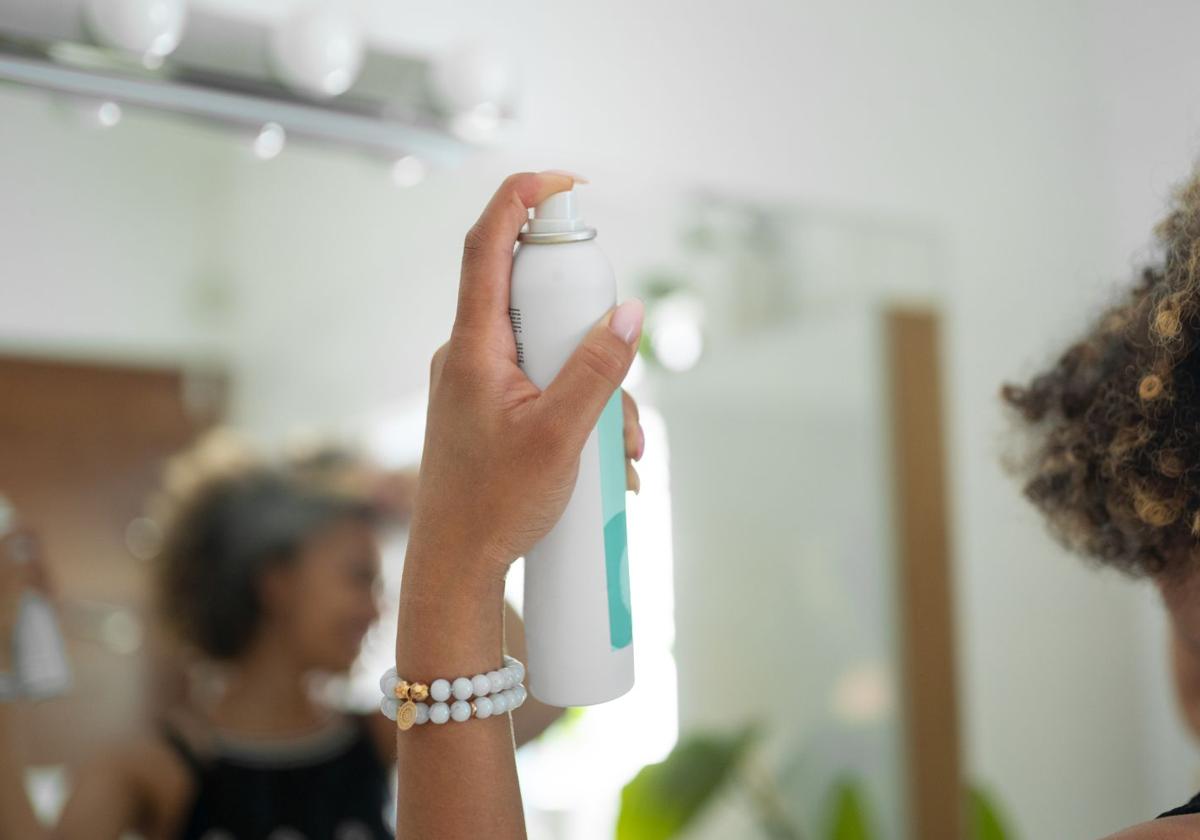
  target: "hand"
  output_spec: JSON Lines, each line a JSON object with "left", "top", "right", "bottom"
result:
{"left": 409, "top": 171, "right": 646, "bottom": 585}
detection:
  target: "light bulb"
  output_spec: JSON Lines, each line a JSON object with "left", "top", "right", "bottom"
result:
{"left": 97, "top": 100, "right": 122, "bottom": 128}
{"left": 56, "top": 97, "right": 123, "bottom": 130}
{"left": 253, "top": 122, "right": 286, "bottom": 160}
{"left": 270, "top": 4, "right": 364, "bottom": 99}
{"left": 390, "top": 156, "right": 425, "bottom": 188}
{"left": 450, "top": 102, "right": 503, "bottom": 144}
{"left": 85, "top": 0, "right": 187, "bottom": 60}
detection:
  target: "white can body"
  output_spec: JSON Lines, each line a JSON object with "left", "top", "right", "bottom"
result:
{"left": 509, "top": 236, "right": 635, "bottom": 707}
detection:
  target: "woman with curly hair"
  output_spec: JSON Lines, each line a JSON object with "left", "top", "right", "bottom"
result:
{"left": 1004, "top": 167, "right": 1200, "bottom": 836}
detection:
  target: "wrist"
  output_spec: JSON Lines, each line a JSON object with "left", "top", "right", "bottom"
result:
{"left": 403, "top": 518, "right": 511, "bottom": 594}
{"left": 396, "top": 537, "right": 509, "bottom": 681}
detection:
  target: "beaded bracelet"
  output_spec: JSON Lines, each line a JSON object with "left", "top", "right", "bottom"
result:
{"left": 379, "top": 654, "right": 528, "bottom": 731}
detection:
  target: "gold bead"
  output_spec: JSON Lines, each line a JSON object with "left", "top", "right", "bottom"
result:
{"left": 397, "top": 700, "right": 417, "bottom": 731}
{"left": 409, "top": 682, "right": 429, "bottom": 702}
{"left": 470, "top": 700, "right": 477, "bottom": 717}
{"left": 394, "top": 680, "right": 410, "bottom": 700}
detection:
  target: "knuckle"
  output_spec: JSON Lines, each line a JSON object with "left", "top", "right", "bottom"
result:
{"left": 462, "top": 223, "right": 489, "bottom": 260}
{"left": 429, "top": 342, "right": 450, "bottom": 382}
{"left": 579, "top": 338, "right": 629, "bottom": 388}
{"left": 502, "top": 172, "right": 537, "bottom": 201}
{"left": 437, "top": 344, "right": 481, "bottom": 388}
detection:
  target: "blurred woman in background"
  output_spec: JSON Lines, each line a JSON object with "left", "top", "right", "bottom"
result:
{"left": 0, "top": 445, "right": 564, "bottom": 838}
{"left": 1004, "top": 166, "right": 1200, "bottom": 837}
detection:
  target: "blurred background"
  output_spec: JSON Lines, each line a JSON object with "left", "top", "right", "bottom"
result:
{"left": 2, "top": 1, "right": 1199, "bottom": 838}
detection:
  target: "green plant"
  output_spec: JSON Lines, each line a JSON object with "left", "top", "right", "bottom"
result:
{"left": 825, "top": 779, "right": 876, "bottom": 840}
{"left": 968, "top": 786, "right": 1012, "bottom": 840}
{"left": 617, "top": 722, "right": 762, "bottom": 840}
{"left": 616, "top": 724, "right": 1014, "bottom": 840}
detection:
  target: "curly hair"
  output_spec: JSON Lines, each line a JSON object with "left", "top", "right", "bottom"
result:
{"left": 1003, "top": 167, "right": 1200, "bottom": 578}
{"left": 152, "top": 433, "right": 374, "bottom": 660}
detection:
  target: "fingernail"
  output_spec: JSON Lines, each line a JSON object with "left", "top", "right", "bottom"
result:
{"left": 635, "top": 425, "right": 645, "bottom": 461}
{"left": 609, "top": 299, "right": 644, "bottom": 346}
{"left": 539, "top": 168, "right": 590, "bottom": 184}
{"left": 627, "top": 462, "right": 641, "bottom": 495}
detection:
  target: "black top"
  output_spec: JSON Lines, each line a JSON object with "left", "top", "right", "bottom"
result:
{"left": 1160, "top": 791, "right": 1200, "bottom": 819}
{"left": 162, "top": 714, "right": 392, "bottom": 840}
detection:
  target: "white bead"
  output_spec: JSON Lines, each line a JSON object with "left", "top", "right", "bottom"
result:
{"left": 504, "top": 668, "right": 519, "bottom": 689}
{"left": 414, "top": 702, "right": 430, "bottom": 725}
{"left": 474, "top": 696, "right": 493, "bottom": 719}
{"left": 452, "top": 677, "right": 474, "bottom": 701}
{"left": 430, "top": 679, "right": 451, "bottom": 703}
{"left": 491, "top": 691, "right": 509, "bottom": 714}
{"left": 380, "top": 697, "right": 399, "bottom": 721}
{"left": 504, "top": 654, "right": 524, "bottom": 675}
{"left": 513, "top": 685, "right": 527, "bottom": 708}
{"left": 505, "top": 689, "right": 518, "bottom": 708}
{"left": 429, "top": 702, "right": 450, "bottom": 724}
{"left": 379, "top": 667, "right": 398, "bottom": 696}
{"left": 512, "top": 661, "right": 525, "bottom": 683}
{"left": 450, "top": 700, "right": 472, "bottom": 722}
{"left": 486, "top": 670, "right": 504, "bottom": 693}
{"left": 471, "top": 674, "right": 491, "bottom": 697}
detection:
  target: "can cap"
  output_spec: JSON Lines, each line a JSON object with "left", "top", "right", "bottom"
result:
{"left": 527, "top": 189, "right": 589, "bottom": 234}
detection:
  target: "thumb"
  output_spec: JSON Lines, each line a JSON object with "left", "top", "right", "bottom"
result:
{"left": 537, "top": 299, "right": 644, "bottom": 447}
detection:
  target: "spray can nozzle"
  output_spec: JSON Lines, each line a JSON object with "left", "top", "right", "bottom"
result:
{"left": 527, "top": 189, "right": 589, "bottom": 234}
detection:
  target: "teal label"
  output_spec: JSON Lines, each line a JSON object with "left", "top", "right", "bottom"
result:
{"left": 597, "top": 390, "right": 633, "bottom": 650}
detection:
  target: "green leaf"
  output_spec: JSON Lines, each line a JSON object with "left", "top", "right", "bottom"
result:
{"left": 616, "top": 723, "right": 762, "bottom": 840}
{"left": 968, "top": 786, "right": 1013, "bottom": 840}
{"left": 824, "top": 778, "right": 876, "bottom": 840}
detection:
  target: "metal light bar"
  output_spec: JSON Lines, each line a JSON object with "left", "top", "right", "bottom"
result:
{"left": 0, "top": 48, "right": 468, "bottom": 166}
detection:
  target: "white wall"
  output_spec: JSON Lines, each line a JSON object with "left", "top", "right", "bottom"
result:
{"left": 5, "top": 1, "right": 1200, "bottom": 836}
{"left": 0, "top": 88, "right": 230, "bottom": 364}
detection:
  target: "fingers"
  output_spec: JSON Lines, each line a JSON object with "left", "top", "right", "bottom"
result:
{"left": 620, "top": 390, "right": 643, "bottom": 491}
{"left": 429, "top": 342, "right": 449, "bottom": 390}
{"left": 538, "top": 300, "right": 644, "bottom": 450}
{"left": 622, "top": 390, "right": 644, "bottom": 461}
{"left": 454, "top": 171, "right": 577, "bottom": 340}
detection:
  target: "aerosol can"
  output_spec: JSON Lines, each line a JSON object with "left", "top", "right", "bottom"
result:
{"left": 509, "top": 188, "right": 634, "bottom": 707}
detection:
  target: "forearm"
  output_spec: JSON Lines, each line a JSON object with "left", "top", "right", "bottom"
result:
{"left": 394, "top": 537, "right": 525, "bottom": 839}
{"left": 0, "top": 703, "right": 50, "bottom": 840}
